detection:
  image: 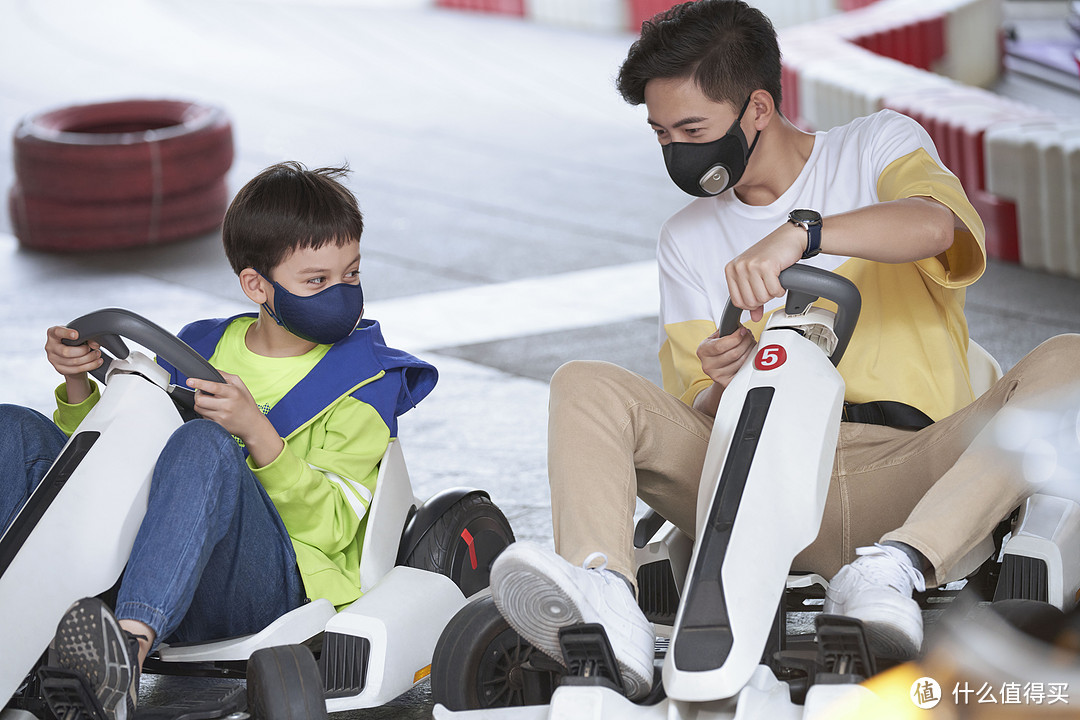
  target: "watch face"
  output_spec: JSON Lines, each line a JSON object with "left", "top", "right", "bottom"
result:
{"left": 790, "top": 209, "right": 821, "bottom": 224}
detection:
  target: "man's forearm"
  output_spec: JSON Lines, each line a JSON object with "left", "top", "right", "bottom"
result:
{"left": 818, "top": 197, "right": 956, "bottom": 263}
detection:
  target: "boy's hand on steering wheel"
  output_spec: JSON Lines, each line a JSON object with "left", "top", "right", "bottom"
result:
{"left": 188, "top": 373, "right": 285, "bottom": 467}
{"left": 697, "top": 325, "right": 755, "bottom": 388}
{"left": 45, "top": 326, "right": 102, "bottom": 378}
{"left": 725, "top": 223, "right": 805, "bottom": 322}
{"left": 187, "top": 373, "right": 268, "bottom": 440}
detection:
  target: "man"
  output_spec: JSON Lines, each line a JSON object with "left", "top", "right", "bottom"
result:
{"left": 489, "top": 0, "right": 1080, "bottom": 700}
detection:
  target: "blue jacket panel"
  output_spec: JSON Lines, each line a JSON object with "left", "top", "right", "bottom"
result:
{"left": 156, "top": 315, "right": 438, "bottom": 440}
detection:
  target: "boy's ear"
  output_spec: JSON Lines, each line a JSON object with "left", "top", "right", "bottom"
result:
{"left": 239, "top": 268, "right": 268, "bottom": 304}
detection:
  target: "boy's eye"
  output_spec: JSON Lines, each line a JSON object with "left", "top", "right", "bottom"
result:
{"left": 307, "top": 276, "right": 326, "bottom": 285}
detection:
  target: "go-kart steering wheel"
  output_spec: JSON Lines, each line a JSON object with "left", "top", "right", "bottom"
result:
{"left": 62, "top": 308, "right": 224, "bottom": 411}
{"left": 718, "top": 263, "right": 861, "bottom": 366}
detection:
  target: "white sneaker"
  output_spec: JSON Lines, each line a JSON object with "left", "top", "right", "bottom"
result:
{"left": 489, "top": 541, "right": 655, "bottom": 700}
{"left": 823, "top": 543, "right": 927, "bottom": 660}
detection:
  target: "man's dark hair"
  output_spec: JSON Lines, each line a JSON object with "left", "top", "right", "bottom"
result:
{"left": 222, "top": 161, "right": 365, "bottom": 276}
{"left": 616, "top": 0, "right": 782, "bottom": 111}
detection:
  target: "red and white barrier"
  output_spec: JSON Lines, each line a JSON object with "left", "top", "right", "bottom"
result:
{"left": 985, "top": 122, "right": 1080, "bottom": 277}
{"left": 435, "top": 0, "right": 525, "bottom": 16}
{"left": 525, "top": 0, "right": 627, "bottom": 32}
{"left": 745, "top": 0, "right": 838, "bottom": 28}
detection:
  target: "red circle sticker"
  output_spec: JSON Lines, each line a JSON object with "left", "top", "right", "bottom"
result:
{"left": 754, "top": 344, "right": 787, "bottom": 371}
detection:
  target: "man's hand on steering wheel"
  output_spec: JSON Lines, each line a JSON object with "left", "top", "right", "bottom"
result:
{"left": 725, "top": 222, "right": 806, "bottom": 322}
{"left": 697, "top": 326, "right": 755, "bottom": 389}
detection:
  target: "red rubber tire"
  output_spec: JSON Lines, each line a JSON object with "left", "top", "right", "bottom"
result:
{"left": 9, "top": 179, "right": 228, "bottom": 252}
{"left": 13, "top": 99, "right": 233, "bottom": 202}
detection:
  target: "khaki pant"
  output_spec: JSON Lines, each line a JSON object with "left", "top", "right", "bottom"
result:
{"left": 548, "top": 335, "right": 1080, "bottom": 588}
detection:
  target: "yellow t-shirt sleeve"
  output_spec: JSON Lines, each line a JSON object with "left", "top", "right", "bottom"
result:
{"left": 659, "top": 319, "right": 717, "bottom": 405}
{"left": 659, "top": 316, "right": 768, "bottom": 407}
{"left": 876, "top": 147, "right": 986, "bottom": 289}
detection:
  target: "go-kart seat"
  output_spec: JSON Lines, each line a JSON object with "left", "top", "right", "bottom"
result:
{"left": 157, "top": 440, "right": 413, "bottom": 663}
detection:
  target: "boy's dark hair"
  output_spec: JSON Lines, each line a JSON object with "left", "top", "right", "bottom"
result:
{"left": 616, "top": 0, "right": 782, "bottom": 112}
{"left": 222, "top": 161, "right": 365, "bottom": 276}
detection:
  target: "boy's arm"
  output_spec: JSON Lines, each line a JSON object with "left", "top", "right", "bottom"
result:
{"left": 46, "top": 325, "right": 105, "bottom": 434}
{"left": 53, "top": 379, "right": 102, "bottom": 435}
{"left": 251, "top": 398, "right": 389, "bottom": 554}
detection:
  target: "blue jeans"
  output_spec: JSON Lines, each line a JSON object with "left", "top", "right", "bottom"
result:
{"left": 0, "top": 404, "right": 305, "bottom": 647}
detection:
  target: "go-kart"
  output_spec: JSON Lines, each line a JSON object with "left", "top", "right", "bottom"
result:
{"left": 427, "top": 264, "right": 1080, "bottom": 719}
{"left": 0, "top": 308, "right": 515, "bottom": 720}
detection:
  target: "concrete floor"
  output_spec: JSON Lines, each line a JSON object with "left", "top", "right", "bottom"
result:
{"left": 2, "top": 1, "right": 1080, "bottom": 718}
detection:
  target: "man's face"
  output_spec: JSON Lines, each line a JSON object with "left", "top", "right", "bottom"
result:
{"left": 644, "top": 76, "right": 743, "bottom": 146}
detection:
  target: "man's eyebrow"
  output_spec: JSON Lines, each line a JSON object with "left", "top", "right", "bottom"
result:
{"left": 647, "top": 116, "right": 710, "bottom": 129}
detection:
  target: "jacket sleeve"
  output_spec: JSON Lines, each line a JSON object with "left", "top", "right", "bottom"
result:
{"left": 249, "top": 395, "right": 390, "bottom": 555}
{"left": 52, "top": 380, "right": 102, "bottom": 436}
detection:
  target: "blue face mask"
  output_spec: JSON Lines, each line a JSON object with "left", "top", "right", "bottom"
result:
{"left": 262, "top": 276, "right": 364, "bottom": 345}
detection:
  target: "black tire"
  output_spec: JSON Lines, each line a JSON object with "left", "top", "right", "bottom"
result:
{"left": 246, "top": 645, "right": 327, "bottom": 720}
{"left": 431, "top": 595, "right": 562, "bottom": 711}
{"left": 404, "top": 494, "right": 514, "bottom": 597}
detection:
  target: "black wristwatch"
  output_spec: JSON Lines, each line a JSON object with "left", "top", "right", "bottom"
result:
{"left": 789, "top": 208, "right": 823, "bottom": 259}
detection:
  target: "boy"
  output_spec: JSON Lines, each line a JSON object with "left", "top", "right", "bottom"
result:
{"left": 488, "top": 0, "right": 1080, "bottom": 700}
{"left": 0, "top": 161, "right": 436, "bottom": 720}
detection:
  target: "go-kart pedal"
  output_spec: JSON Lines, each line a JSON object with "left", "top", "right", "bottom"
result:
{"left": 556, "top": 624, "right": 624, "bottom": 695}
{"left": 813, "top": 614, "right": 877, "bottom": 685}
{"left": 36, "top": 667, "right": 109, "bottom": 720}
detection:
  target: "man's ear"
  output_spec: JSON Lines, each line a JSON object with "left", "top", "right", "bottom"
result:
{"left": 749, "top": 89, "right": 774, "bottom": 132}
{"left": 239, "top": 268, "right": 268, "bottom": 304}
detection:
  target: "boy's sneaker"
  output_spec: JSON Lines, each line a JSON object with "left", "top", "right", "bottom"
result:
{"left": 489, "top": 541, "right": 655, "bottom": 700}
{"left": 52, "top": 597, "right": 140, "bottom": 720}
{"left": 823, "top": 543, "right": 927, "bottom": 660}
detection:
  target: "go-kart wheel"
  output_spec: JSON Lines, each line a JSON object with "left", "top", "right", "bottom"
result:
{"left": 246, "top": 645, "right": 327, "bottom": 720}
{"left": 431, "top": 595, "right": 562, "bottom": 710}
{"left": 405, "top": 494, "right": 514, "bottom": 597}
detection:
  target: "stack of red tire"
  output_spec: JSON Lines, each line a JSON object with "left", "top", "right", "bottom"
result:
{"left": 8, "top": 99, "right": 234, "bottom": 252}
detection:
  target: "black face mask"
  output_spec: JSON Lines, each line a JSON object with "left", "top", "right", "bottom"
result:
{"left": 661, "top": 95, "right": 760, "bottom": 197}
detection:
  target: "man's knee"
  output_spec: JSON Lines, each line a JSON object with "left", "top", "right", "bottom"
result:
{"left": 550, "top": 360, "right": 637, "bottom": 402}
{"left": 1021, "top": 334, "right": 1080, "bottom": 381}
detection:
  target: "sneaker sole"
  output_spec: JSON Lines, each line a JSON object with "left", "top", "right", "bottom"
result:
{"left": 53, "top": 597, "right": 135, "bottom": 720}
{"left": 491, "top": 547, "right": 652, "bottom": 700}
{"left": 827, "top": 595, "right": 922, "bottom": 661}
{"left": 860, "top": 619, "right": 920, "bottom": 661}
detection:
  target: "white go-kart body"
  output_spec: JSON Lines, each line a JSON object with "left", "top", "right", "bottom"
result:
{"left": 0, "top": 310, "right": 509, "bottom": 720}
{"left": 432, "top": 265, "right": 1080, "bottom": 720}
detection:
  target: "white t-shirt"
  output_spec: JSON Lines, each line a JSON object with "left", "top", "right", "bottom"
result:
{"left": 657, "top": 110, "right": 986, "bottom": 421}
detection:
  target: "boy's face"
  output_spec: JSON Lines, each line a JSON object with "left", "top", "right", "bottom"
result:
{"left": 644, "top": 76, "right": 743, "bottom": 146}
{"left": 268, "top": 239, "right": 361, "bottom": 297}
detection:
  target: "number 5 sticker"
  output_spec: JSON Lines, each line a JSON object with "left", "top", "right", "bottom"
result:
{"left": 754, "top": 344, "right": 787, "bottom": 371}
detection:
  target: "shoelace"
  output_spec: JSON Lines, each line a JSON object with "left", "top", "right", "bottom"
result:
{"left": 582, "top": 551, "right": 609, "bottom": 572}
{"left": 854, "top": 543, "right": 927, "bottom": 593}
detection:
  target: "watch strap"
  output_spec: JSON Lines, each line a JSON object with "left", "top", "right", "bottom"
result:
{"left": 802, "top": 220, "right": 822, "bottom": 259}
